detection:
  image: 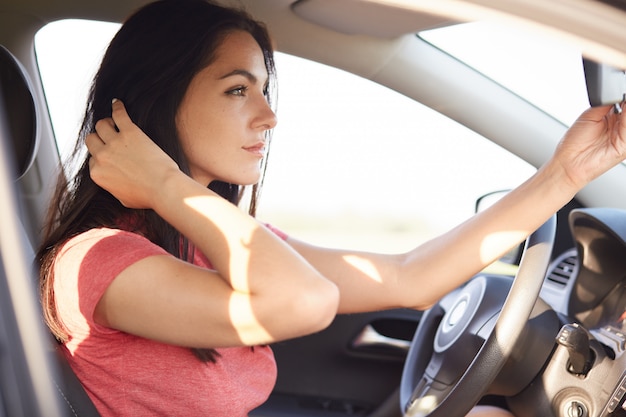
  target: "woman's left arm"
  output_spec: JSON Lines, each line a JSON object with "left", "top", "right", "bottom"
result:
{"left": 285, "top": 104, "right": 626, "bottom": 313}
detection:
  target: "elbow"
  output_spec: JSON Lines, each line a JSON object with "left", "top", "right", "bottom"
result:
{"left": 317, "top": 279, "right": 340, "bottom": 330}
{"left": 226, "top": 275, "right": 339, "bottom": 346}
{"left": 411, "top": 300, "right": 436, "bottom": 311}
{"left": 400, "top": 291, "right": 439, "bottom": 311}
{"left": 290, "top": 277, "right": 339, "bottom": 335}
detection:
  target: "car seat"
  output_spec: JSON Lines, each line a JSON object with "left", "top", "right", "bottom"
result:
{"left": 0, "top": 44, "right": 100, "bottom": 416}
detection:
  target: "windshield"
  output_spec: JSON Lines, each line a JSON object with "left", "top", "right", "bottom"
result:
{"left": 420, "top": 21, "right": 590, "bottom": 126}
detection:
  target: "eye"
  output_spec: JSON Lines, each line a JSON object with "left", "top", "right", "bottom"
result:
{"left": 227, "top": 86, "right": 248, "bottom": 96}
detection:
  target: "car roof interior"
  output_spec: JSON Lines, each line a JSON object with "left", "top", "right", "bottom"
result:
{"left": 2, "top": 1, "right": 625, "bottom": 236}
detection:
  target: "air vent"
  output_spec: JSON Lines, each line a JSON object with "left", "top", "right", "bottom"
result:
{"left": 546, "top": 250, "right": 578, "bottom": 288}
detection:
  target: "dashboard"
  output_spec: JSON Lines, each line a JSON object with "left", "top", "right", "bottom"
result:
{"left": 511, "top": 208, "right": 626, "bottom": 417}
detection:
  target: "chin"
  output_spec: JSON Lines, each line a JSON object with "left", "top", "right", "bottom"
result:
{"left": 218, "top": 174, "right": 262, "bottom": 187}
{"left": 237, "top": 170, "right": 263, "bottom": 187}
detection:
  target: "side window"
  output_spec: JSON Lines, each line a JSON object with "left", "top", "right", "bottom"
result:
{"left": 35, "top": 19, "right": 121, "bottom": 159}
{"left": 35, "top": 19, "right": 535, "bottom": 253}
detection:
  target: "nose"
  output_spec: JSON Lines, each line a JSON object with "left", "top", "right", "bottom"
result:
{"left": 254, "top": 96, "right": 278, "bottom": 131}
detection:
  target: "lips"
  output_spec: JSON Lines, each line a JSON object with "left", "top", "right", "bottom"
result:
{"left": 243, "top": 142, "right": 266, "bottom": 157}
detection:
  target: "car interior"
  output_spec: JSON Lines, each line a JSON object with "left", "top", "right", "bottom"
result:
{"left": 2, "top": 0, "right": 626, "bottom": 416}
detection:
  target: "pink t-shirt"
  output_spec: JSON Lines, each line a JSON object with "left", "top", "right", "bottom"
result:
{"left": 54, "top": 226, "right": 282, "bottom": 416}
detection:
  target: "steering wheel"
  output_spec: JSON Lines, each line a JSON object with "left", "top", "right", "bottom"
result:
{"left": 400, "top": 215, "right": 556, "bottom": 417}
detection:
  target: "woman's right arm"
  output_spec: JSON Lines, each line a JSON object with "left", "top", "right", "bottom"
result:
{"left": 86, "top": 100, "right": 339, "bottom": 348}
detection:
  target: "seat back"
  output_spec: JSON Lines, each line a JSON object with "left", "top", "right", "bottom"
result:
{"left": 0, "top": 44, "right": 100, "bottom": 417}
{"left": 0, "top": 46, "right": 37, "bottom": 180}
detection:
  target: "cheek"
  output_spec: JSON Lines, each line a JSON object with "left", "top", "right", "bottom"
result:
{"left": 179, "top": 102, "right": 230, "bottom": 141}
{"left": 177, "top": 110, "right": 213, "bottom": 155}
{"left": 176, "top": 96, "right": 241, "bottom": 166}
{"left": 176, "top": 125, "right": 195, "bottom": 162}
{"left": 178, "top": 125, "right": 230, "bottom": 173}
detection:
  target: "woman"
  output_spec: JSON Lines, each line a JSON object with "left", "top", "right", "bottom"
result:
{"left": 37, "top": 0, "right": 626, "bottom": 416}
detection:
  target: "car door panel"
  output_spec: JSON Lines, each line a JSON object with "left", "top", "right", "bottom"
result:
{"left": 253, "top": 309, "right": 421, "bottom": 416}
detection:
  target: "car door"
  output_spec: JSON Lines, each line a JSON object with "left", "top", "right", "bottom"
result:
{"left": 255, "top": 309, "right": 421, "bottom": 416}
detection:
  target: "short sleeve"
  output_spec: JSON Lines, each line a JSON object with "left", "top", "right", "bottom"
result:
{"left": 54, "top": 228, "right": 169, "bottom": 336}
{"left": 264, "top": 223, "right": 288, "bottom": 241}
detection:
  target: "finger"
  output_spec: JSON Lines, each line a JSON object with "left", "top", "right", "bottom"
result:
{"left": 88, "top": 153, "right": 98, "bottom": 177}
{"left": 585, "top": 104, "right": 613, "bottom": 120}
{"left": 85, "top": 132, "right": 105, "bottom": 154}
{"left": 602, "top": 102, "right": 626, "bottom": 120}
{"left": 602, "top": 102, "right": 626, "bottom": 127}
{"left": 94, "top": 118, "right": 118, "bottom": 143}
{"left": 87, "top": 154, "right": 105, "bottom": 189}
{"left": 111, "top": 99, "right": 134, "bottom": 131}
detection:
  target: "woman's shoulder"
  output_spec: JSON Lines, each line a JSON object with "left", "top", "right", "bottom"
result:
{"left": 63, "top": 226, "right": 146, "bottom": 244}
{"left": 59, "top": 227, "right": 168, "bottom": 262}
{"left": 54, "top": 227, "right": 171, "bottom": 310}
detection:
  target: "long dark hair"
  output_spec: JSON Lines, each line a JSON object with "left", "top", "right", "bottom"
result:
{"left": 37, "top": 0, "right": 276, "bottom": 363}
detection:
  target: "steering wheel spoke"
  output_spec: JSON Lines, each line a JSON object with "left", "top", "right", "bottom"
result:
{"left": 405, "top": 374, "right": 452, "bottom": 417}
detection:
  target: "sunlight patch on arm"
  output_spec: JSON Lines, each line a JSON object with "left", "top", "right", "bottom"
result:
{"left": 228, "top": 291, "right": 272, "bottom": 345}
{"left": 183, "top": 195, "right": 255, "bottom": 293}
{"left": 343, "top": 255, "right": 383, "bottom": 283}
{"left": 479, "top": 230, "right": 526, "bottom": 264}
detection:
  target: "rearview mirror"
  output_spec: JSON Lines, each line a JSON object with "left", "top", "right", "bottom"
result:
{"left": 583, "top": 58, "right": 626, "bottom": 107}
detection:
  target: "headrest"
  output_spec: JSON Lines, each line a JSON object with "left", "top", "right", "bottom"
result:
{"left": 0, "top": 45, "right": 38, "bottom": 179}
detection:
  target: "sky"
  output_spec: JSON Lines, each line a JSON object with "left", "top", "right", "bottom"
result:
{"left": 34, "top": 19, "right": 589, "bottom": 251}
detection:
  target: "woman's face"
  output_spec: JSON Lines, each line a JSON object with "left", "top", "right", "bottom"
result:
{"left": 176, "top": 30, "right": 277, "bottom": 187}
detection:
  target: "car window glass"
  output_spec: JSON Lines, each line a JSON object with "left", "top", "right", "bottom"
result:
{"left": 35, "top": 19, "right": 535, "bottom": 253}
{"left": 420, "top": 21, "right": 590, "bottom": 126}
{"left": 35, "top": 19, "right": 120, "bottom": 160}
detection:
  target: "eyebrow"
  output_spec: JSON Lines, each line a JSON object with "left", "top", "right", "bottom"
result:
{"left": 218, "top": 69, "right": 268, "bottom": 86}
{"left": 219, "top": 69, "right": 257, "bottom": 83}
